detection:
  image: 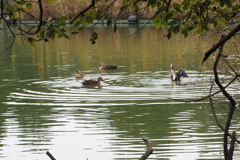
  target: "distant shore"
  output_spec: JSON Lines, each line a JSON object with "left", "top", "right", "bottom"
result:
{"left": 21, "top": 1, "right": 156, "bottom": 21}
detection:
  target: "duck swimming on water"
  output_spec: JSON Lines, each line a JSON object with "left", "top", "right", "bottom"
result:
{"left": 99, "top": 63, "right": 117, "bottom": 69}
{"left": 170, "top": 64, "right": 188, "bottom": 81}
{"left": 75, "top": 70, "right": 84, "bottom": 78}
{"left": 82, "top": 77, "right": 104, "bottom": 86}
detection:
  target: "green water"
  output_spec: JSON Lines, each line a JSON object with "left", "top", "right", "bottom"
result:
{"left": 0, "top": 25, "right": 239, "bottom": 160}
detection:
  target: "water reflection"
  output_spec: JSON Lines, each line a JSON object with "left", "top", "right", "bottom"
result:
{"left": 0, "top": 25, "right": 240, "bottom": 160}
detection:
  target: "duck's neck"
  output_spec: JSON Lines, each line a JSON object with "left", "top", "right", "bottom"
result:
{"left": 97, "top": 78, "right": 101, "bottom": 83}
{"left": 171, "top": 64, "right": 174, "bottom": 70}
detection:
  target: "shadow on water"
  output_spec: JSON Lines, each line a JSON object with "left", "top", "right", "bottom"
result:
{"left": 0, "top": 25, "right": 240, "bottom": 160}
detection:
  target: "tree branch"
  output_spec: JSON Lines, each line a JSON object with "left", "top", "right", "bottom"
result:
{"left": 202, "top": 23, "right": 240, "bottom": 63}
{"left": 139, "top": 138, "right": 153, "bottom": 160}
{"left": 170, "top": 73, "right": 240, "bottom": 103}
{"left": 209, "top": 84, "right": 225, "bottom": 131}
{"left": 16, "top": 0, "right": 43, "bottom": 35}
{"left": 213, "top": 40, "right": 236, "bottom": 159}
{"left": 0, "top": 0, "right": 3, "bottom": 19}
{"left": 228, "top": 131, "right": 236, "bottom": 160}
{"left": 69, "top": 0, "right": 95, "bottom": 24}
{"left": 46, "top": 151, "right": 56, "bottom": 160}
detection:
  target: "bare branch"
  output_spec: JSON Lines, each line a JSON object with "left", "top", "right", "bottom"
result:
{"left": 46, "top": 151, "right": 56, "bottom": 160}
{"left": 213, "top": 39, "right": 236, "bottom": 159}
{"left": 139, "top": 138, "right": 153, "bottom": 160}
{"left": 210, "top": 98, "right": 225, "bottom": 131}
{"left": 202, "top": 23, "right": 240, "bottom": 63}
{"left": 222, "top": 56, "right": 239, "bottom": 76}
{"left": 228, "top": 131, "right": 236, "bottom": 160}
{"left": 0, "top": 0, "right": 3, "bottom": 19}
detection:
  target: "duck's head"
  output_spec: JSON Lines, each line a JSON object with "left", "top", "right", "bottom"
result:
{"left": 98, "top": 77, "right": 104, "bottom": 81}
{"left": 99, "top": 63, "right": 104, "bottom": 67}
{"left": 170, "top": 64, "right": 174, "bottom": 70}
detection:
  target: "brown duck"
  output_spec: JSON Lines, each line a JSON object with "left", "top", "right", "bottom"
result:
{"left": 75, "top": 70, "right": 84, "bottom": 78}
{"left": 99, "top": 63, "right": 117, "bottom": 69}
{"left": 82, "top": 77, "right": 104, "bottom": 85}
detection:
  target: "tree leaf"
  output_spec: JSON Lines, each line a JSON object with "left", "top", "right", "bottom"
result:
{"left": 27, "top": 37, "right": 35, "bottom": 47}
{"left": 92, "top": 32, "right": 98, "bottom": 40}
{"left": 225, "top": 0, "right": 232, "bottom": 7}
{"left": 46, "top": 0, "right": 53, "bottom": 4}
{"left": 166, "top": 32, "right": 171, "bottom": 39}
{"left": 152, "top": 16, "right": 160, "bottom": 24}
{"left": 25, "top": 3, "right": 32, "bottom": 9}
{"left": 36, "top": 30, "right": 45, "bottom": 38}
{"left": 61, "top": 32, "right": 70, "bottom": 39}
{"left": 155, "top": 21, "right": 161, "bottom": 29}
{"left": 173, "top": 3, "right": 183, "bottom": 13}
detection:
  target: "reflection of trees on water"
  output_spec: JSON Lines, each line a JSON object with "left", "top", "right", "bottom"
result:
{"left": 0, "top": 106, "right": 59, "bottom": 153}
{"left": 107, "top": 103, "right": 214, "bottom": 138}
{"left": 106, "top": 103, "right": 236, "bottom": 158}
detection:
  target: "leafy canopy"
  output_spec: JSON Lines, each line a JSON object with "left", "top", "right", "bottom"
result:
{"left": 1, "top": 0, "right": 240, "bottom": 46}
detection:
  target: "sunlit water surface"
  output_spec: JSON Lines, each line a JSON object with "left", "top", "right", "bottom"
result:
{"left": 0, "top": 25, "right": 240, "bottom": 160}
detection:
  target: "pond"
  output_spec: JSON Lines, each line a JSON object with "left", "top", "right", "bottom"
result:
{"left": 0, "top": 24, "right": 239, "bottom": 160}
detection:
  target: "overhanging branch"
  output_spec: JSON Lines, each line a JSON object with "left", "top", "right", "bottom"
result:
{"left": 69, "top": 0, "right": 95, "bottom": 24}
{"left": 202, "top": 23, "right": 240, "bottom": 63}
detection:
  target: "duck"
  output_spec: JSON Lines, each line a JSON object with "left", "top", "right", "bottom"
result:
{"left": 99, "top": 63, "right": 117, "bottom": 69}
{"left": 75, "top": 70, "right": 84, "bottom": 78}
{"left": 170, "top": 64, "right": 188, "bottom": 81}
{"left": 82, "top": 77, "right": 104, "bottom": 85}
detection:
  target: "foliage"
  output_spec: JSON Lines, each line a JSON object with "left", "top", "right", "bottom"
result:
{"left": 1, "top": 0, "right": 240, "bottom": 47}
{"left": 0, "top": 1, "right": 237, "bottom": 43}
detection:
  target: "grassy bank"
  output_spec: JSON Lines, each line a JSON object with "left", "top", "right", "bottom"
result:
{"left": 21, "top": 0, "right": 157, "bottom": 21}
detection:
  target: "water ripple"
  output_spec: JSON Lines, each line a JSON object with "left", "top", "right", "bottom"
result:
{"left": 3, "top": 72, "right": 216, "bottom": 106}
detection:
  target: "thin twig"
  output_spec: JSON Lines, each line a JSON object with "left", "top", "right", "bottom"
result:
{"left": 69, "top": 0, "right": 95, "bottom": 24}
{"left": 209, "top": 78, "right": 226, "bottom": 132}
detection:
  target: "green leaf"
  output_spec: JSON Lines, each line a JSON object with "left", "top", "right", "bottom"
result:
{"left": 90, "top": 32, "right": 98, "bottom": 45}
{"left": 27, "top": 37, "right": 35, "bottom": 47}
{"left": 166, "top": 32, "right": 171, "bottom": 39}
{"left": 92, "top": 32, "right": 98, "bottom": 40}
{"left": 232, "top": 5, "right": 240, "bottom": 11}
{"left": 46, "top": 0, "right": 53, "bottom": 4}
{"left": 81, "top": 19, "right": 89, "bottom": 27}
{"left": 172, "top": 25, "right": 180, "bottom": 33}
{"left": 130, "top": 4, "right": 136, "bottom": 11}
{"left": 18, "top": 0, "right": 25, "bottom": 5}
{"left": 147, "top": 0, "right": 157, "bottom": 7}
{"left": 152, "top": 16, "right": 160, "bottom": 24}
{"left": 25, "top": 3, "right": 32, "bottom": 9}
{"left": 181, "top": 29, "right": 188, "bottom": 37}
{"left": 165, "top": 12, "right": 173, "bottom": 19}
{"left": 201, "top": 24, "right": 209, "bottom": 31}
{"left": 120, "top": 4, "right": 129, "bottom": 11}
{"left": 173, "top": 3, "right": 183, "bottom": 13}
{"left": 36, "top": 30, "right": 45, "bottom": 38}
{"left": 162, "top": 19, "right": 168, "bottom": 28}
{"left": 225, "top": 0, "right": 232, "bottom": 7}
{"left": 61, "top": 33, "right": 70, "bottom": 39}
{"left": 155, "top": 21, "right": 161, "bottom": 29}
{"left": 194, "top": 27, "right": 201, "bottom": 35}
